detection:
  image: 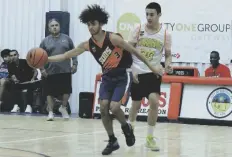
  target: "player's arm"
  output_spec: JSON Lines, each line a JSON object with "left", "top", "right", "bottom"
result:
{"left": 110, "top": 34, "right": 163, "bottom": 75}
{"left": 164, "top": 31, "right": 172, "bottom": 70}
{"left": 127, "top": 25, "right": 140, "bottom": 47}
{"left": 68, "top": 37, "right": 78, "bottom": 66}
{"left": 48, "top": 41, "right": 88, "bottom": 62}
{"left": 128, "top": 41, "right": 137, "bottom": 47}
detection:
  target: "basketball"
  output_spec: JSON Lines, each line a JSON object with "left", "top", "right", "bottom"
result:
{"left": 26, "top": 48, "right": 48, "bottom": 68}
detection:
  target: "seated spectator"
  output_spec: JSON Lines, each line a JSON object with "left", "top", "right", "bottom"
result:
{"left": 0, "top": 50, "right": 41, "bottom": 113}
{"left": 0, "top": 49, "right": 10, "bottom": 79}
{"left": 205, "top": 51, "right": 231, "bottom": 77}
{"left": 0, "top": 49, "right": 11, "bottom": 110}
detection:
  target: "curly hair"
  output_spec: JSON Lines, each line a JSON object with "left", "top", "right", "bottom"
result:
{"left": 79, "top": 4, "right": 109, "bottom": 25}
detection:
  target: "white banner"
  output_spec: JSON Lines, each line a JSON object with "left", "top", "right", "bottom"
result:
{"left": 93, "top": 82, "right": 170, "bottom": 117}
{"left": 114, "top": 0, "right": 232, "bottom": 63}
{"left": 180, "top": 85, "right": 232, "bottom": 121}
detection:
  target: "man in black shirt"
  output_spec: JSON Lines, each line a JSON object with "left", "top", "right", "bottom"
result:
{"left": 8, "top": 50, "right": 37, "bottom": 82}
{"left": 2, "top": 50, "right": 40, "bottom": 113}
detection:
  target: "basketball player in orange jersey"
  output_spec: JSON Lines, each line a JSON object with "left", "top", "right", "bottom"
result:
{"left": 127, "top": 2, "right": 172, "bottom": 151}
{"left": 47, "top": 4, "right": 163, "bottom": 155}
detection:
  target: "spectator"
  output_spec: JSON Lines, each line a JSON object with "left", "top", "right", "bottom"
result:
{"left": 0, "top": 49, "right": 11, "bottom": 109}
{"left": 0, "top": 49, "right": 10, "bottom": 79}
{"left": 3, "top": 50, "right": 40, "bottom": 113}
{"left": 39, "top": 18, "right": 77, "bottom": 121}
{"left": 205, "top": 51, "right": 231, "bottom": 77}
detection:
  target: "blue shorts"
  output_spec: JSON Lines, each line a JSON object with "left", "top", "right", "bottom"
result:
{"left": 99, "top": 71, "right": 132, "bottom": 104}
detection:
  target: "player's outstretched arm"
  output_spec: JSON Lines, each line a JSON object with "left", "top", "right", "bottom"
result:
{"left": 110, "top": 34, "right": 163, "bottom": 75}
{"left": 48, "top": 41, "right": 88, "bottom": 62}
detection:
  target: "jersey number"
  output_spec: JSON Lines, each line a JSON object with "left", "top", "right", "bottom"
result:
{"left": 141, "top": 49, "right": 154, "bottom": 61}
{"left": 114, "top": 51, "right": 121, "bottom": 59}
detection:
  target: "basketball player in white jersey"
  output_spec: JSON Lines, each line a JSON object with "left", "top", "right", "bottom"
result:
{"left": 127, "top": 2, "right": 172, "bottom": 151}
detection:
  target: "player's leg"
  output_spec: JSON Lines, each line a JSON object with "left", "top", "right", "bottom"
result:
{"left": 100, "top": 100, "right": 113, "bottom": 136}
{"left": 100, "top": 100, "right": 119, "bottom": 155}
{"left": 145, "top": 74, "right": 162, "bottom": 151}
{"left": 110, "top": 71, "right": 135, "bottom": 147}
{"left": 99, "top": 77, "right": 119, "bottom": 155}
{"left": 128, "top": 80, "right": 143, "bottom": 130}
{"left": 128, "top": 101, "right": 140, "bottom": 128}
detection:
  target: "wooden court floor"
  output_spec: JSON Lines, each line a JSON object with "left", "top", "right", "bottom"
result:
{"left": 0, "top": 114, "right": 231, "bottom": 157}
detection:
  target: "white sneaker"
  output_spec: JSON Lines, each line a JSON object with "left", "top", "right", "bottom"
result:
{"left": 47, "top": 111, "right": 54, "bottom": 121}
{"left": 59, "top": 106, "right": 69, "bottom": 120}
{"left": 25, "top": 105, "right": 32, "bottom": 113}
{"left": 11, "top": 104, "right": 20, "bottom": 113}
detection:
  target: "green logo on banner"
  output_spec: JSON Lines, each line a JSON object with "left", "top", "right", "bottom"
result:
{"left": 117, "top": 13, "right": 141, "bottom": 40}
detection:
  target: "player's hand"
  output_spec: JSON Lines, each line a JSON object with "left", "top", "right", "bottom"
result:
{"left": 71, "top": 65, "right": 77, "bottom": 74}
{"left": 132, "top": 73, "right": 139, "bottom": 84}
{"left": 151, "top": 66, "right": 164, "bottom": 76}
{"left": 165, "top": 65, "right": 173, "bottom": 74}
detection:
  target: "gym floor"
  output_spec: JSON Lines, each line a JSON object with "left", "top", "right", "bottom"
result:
{"left": 0, "top": 114, "right": 231, "bottom": 157}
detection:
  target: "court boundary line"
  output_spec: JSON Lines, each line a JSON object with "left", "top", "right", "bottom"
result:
{"left": 1, "top": 127, "right": 75, "bottom": 133}
{"left": 0, "top": 147, "right": 50, "bottom": 157}
{"left": 0, "top": 126, "right": 144, "bottom": 144}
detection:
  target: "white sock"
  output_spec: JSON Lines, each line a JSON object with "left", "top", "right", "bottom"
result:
{"left": 147, "top": 125, "right": 154, "bottom": 137}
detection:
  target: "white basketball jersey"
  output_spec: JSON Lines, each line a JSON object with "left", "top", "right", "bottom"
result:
{"left": 131, "top": 24, "right": 166, "bottom": 74}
